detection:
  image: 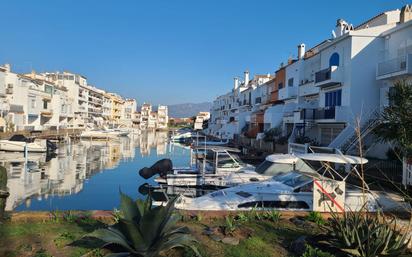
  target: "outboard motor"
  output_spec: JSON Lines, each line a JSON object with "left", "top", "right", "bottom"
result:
{"left": 138, "top": 183, "right": 150, "bottom": 195}
{"left": 139, "top": 159, "right": 173, "bottom": 179}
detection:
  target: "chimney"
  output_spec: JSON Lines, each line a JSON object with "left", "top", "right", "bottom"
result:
{"left": 233, "top": 77, "right": 239, "bottom": 90}
{"left": 401, "top": 4, "right": 412, "bottom": 23}
{"left": 333, "top": 19, "right": 348, "bottom": 38}
{"left": 244, "top": 70, "right": 250, "bottom": 86}
{"left": 298, "top": 43, "right": 305, "bottom": 60}
{"left": 4, "top": 63, "right": 10, "bottom": 72}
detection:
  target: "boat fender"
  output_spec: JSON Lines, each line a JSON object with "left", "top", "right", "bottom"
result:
{"left": 139, "top": 159, "right": 173, "bottom": 179}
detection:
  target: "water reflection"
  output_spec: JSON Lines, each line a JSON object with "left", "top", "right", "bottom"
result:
{"left": 2, "top": 131, "right": 190, "bottom": 211}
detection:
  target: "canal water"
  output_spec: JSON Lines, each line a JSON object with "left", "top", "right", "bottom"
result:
{"left": 1, "top": 131, "right": 192, "bottom": 211}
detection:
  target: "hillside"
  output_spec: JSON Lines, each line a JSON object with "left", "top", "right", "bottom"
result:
{"left": 167, "top": 102, "right": 212, "bottom": 118}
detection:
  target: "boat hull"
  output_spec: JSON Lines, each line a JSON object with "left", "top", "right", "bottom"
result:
{"left": 0, "top": 141, "right": 46, "bottom": 152}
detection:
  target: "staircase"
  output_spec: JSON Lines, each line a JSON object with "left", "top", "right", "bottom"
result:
{"left": 340, "top": 118, "right": 381, "bottom": 154}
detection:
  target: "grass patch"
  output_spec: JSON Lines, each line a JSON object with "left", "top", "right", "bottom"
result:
{"left": 224, "top": 237, "right": 273, "bottom": 257}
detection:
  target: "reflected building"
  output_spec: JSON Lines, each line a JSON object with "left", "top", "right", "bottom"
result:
{"left": 2, "top": 131, "right": 170, "bottom": 211}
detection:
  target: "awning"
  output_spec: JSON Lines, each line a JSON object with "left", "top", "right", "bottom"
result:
{"left": 9, "top": 104, "right": 24, "bottom": 114}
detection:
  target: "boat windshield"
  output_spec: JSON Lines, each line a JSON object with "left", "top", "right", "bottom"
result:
{"left": 8, "top": 135, "right": 32, "bottom": 142}
{"left": 282, "top": 174, "right": 312, "bottom": 188}
{"left": 216, "top": 153, "right": 244, "bottom": 168}
{"left": 255, "top": 160, "right": 293, "bottom": 175}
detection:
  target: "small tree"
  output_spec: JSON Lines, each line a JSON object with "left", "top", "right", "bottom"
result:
{"left": 375, "top": 80, "right": 412, "bottom": 159}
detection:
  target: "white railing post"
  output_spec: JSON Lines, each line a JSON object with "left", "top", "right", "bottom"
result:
{"left": 402, "top": 157, "right": 412, "bottom": 188}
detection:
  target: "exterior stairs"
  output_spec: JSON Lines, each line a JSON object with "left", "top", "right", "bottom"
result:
{"left": 340, "top": 118, "right": 381, "bottom": 154}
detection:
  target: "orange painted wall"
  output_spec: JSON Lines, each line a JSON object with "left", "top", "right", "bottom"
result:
{"left": 270, "top": 67, "right": 285, "bottom": 103}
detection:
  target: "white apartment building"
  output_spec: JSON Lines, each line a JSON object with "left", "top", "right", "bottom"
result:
{"left": 44, "top": 71, "right": 87, "bottom": 128}
{"left": 137, "top": 103, "right": 169, "bottom": 130}
{"left": 86, "top": 85, "right": 104, "bottom": 126}
{"left": 208, "top": 5, "right": 412, "bottom": 157}
{"left": 0, "top": 65, "right": 11, "bottom": 132}
{"left": 120, "top": 99, "right": 137, "bottom": 127}
{"left": 0, "top": 65, "right": 146, "bottom": 132}
{"left": 139, "top": 103, "right": 151, "bottom": 130}
{"left": 157, "top": 105, "right": 168, "bottom": 130}
{"left": 194, "top": 111, "right": 210, "bottom": 130}
{"left": 208, "top": 71, "right": 273, "bottom": 139}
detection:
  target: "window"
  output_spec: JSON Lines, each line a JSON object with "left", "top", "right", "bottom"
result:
{"left": 278, "top": 82, "right": 284, "bottom": 89}
{"left": 288, "top": 78, "right": 294, "bottom": 87}
{"left": 329, "top": 53, "right": 340, "bottom": 67}
{"left": 45, "top": 85, "right": 53, "bottom": 94}
{"left": 255, "top": 97, "right": 261, "bottom": 104}
{"left": 30, "top": 99, "right": 36, "bottom": 108}
{"left": 43, "top": 100, "right": 48, "bottom": 109}
{"left": 325, "top": 89, "right": 342, "bottom": 107}
{"left": 238, "top": 201, "right": 310, "bottom": 209}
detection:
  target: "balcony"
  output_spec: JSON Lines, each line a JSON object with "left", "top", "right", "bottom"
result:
{"left": 314, "top": 66, "right": 342, "bottom": 87}
{"left": 278, "top": 86, "right": 297, "bottom": 100}
{"left": 376, "top": 54, "right": 412, "bottom": 80}
{"left": 299, "top": 81, "right": 319, "bottom": 96}
{"left": 41, "top": 108, "right": 53, "bottom": 117}
{"left": 297, "top": 106, "right": 348, "bottom": 123}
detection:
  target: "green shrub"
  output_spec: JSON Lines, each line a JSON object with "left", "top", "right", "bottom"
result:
{"left": 224, "top": 216, "right": 237, "bottom": 235}
{"left": 263, "top": 210, "right": 281, "bottom": 222}
{"left": 301, "top": 244, "right": 334, "bottom": 257}
{"left": 88, "top": 192, "right": 200, "bottom": 256}
{"left": 327, "top": 210, "right": 410, "bottom": 257}
{"left": 62, "top": 210, "right": 77, "bottom": 223}
{"left": 236, "top": 212, "right": 249, "bottom": 223}
{"left": 305, "top": 211, "right": 325, "bottom": 225}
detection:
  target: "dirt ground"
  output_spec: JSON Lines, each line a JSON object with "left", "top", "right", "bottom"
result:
{"left": 1, "top": 211, "right": 411, "bottom": 257}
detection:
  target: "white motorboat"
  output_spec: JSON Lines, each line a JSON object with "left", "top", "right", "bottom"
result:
{"left": 154, "top": 146, "right": 255, "bottom": 187}
{"left": 220, "top": 154, "right": 314, "bottom": 187}
{"left": 0, "top": 151, "right": 47, "bottom": 162}
{"left": 170, "top": 132, "right": 194, "bottom": 142}
{"left": 0, "top": 135, "right": 49, "bottom": 153}
{"left": 80, "top": 129, "right": 128, "bottom": 140}
{"left": 176, "top": 153, "right": 410, "bottom": 213}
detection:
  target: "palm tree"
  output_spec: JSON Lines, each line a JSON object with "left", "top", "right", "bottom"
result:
{"left": 88, "top": 192, "right": 200, "bottom": 257}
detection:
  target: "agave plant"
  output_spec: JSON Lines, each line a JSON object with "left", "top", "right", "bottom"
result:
{"left": 88, "top": 192, "right": 200, "bottom": 257}
{"left": 327, "top": 209, "right": 410, "bottom": 257}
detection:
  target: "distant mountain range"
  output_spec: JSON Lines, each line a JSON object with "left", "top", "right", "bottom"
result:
{"left": 167, "top": 102, "right": 212, "bottom": 118}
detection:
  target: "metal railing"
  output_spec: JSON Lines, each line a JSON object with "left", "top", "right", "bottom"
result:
{"left": 300, "top": 107, "right": 336, "bottom": 120}
{"left": 315, "top": 67, "right": 331, "bottom": 83}
{"left": 377, "top": 55, "right": 407, "bottom": 77}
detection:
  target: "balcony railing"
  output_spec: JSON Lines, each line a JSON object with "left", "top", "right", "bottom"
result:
{"left": 314, "top": 66, "right": 342, "bottom": 87}
{"left": 315, "top": 68, "right": 331, "bottom": 83}
{"left": 300, "top": 107, "right": 336, "bottom": 120}
{"left": 376, "top": 54, "right": 412, "bottom": 79}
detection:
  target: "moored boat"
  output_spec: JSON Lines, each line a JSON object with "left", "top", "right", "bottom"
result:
{"left": 0, "top": 135, "right": 56, "bottom": 153}
{"left": 175, "top": 152, "right": 410, "bottom": 213}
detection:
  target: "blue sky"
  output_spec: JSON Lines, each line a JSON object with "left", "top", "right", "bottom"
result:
{"left": 0, "top": 0, "right": 403, "bottom": 105}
